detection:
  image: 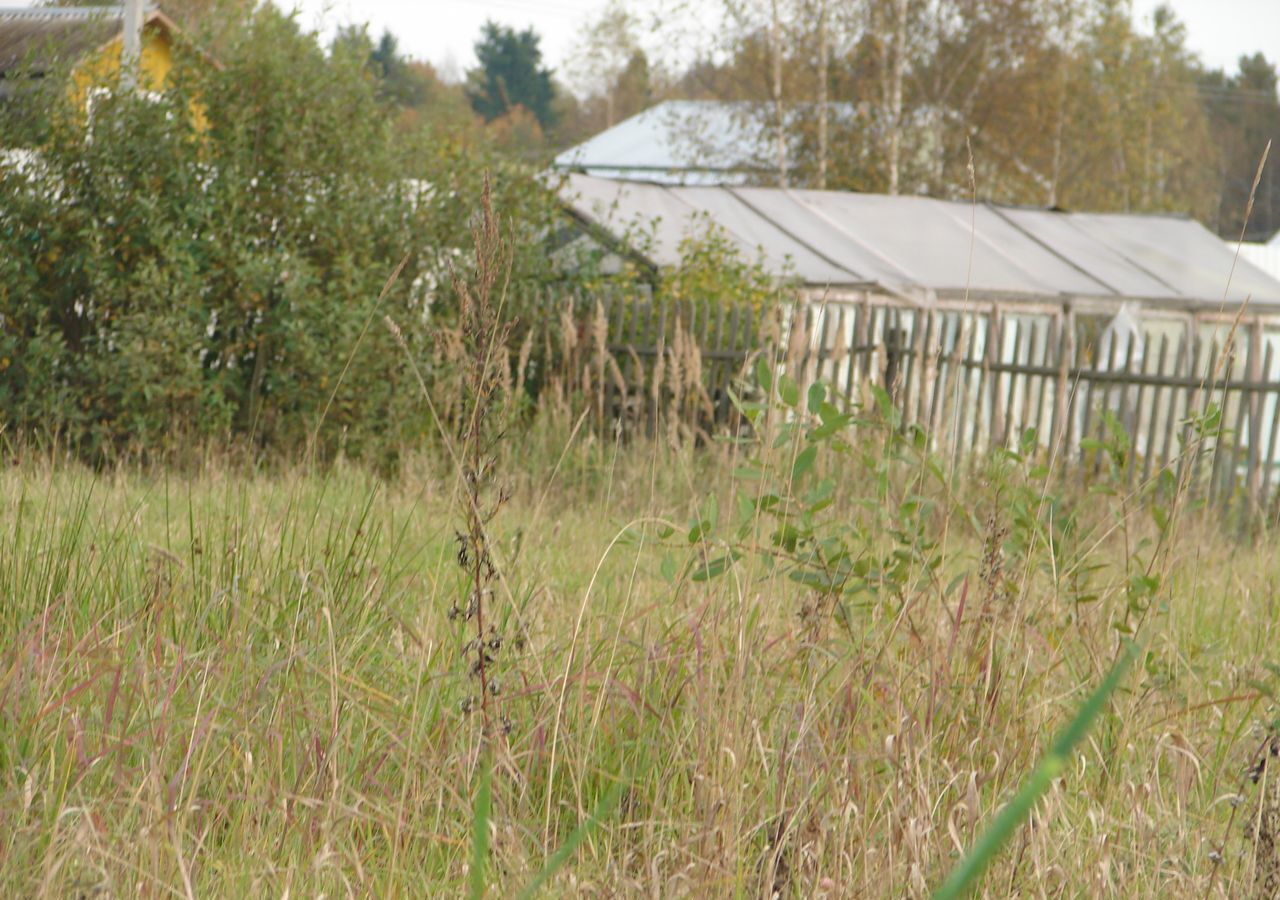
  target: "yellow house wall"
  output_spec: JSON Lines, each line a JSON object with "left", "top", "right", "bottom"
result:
{"left": 72, "top": 24, "right": 174, "bottom": 96}
{"left": 69, "top": 26, "right": 207, "bottom": 130}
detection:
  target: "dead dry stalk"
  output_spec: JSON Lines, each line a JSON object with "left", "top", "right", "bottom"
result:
{"left": 445, "top": 176, "right": 515, "bottom": 741}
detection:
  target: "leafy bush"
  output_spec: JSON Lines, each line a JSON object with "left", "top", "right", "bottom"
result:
{"left": 0, "top": 8, "right": 565, "bottom": 464}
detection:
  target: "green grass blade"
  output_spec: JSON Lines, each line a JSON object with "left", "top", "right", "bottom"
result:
{"left": 516, "top": 779, "right": 627, "bottom": 900}
{"left": 933, "top": 640, "right": 1139, "bottom": 900}
{"left": 470, "top": 763, "right": 493, "bottom": 900}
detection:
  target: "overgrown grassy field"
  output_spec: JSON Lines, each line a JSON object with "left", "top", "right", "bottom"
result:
{"left": 2, "top": 414, "right": 1278, "bottom": 897}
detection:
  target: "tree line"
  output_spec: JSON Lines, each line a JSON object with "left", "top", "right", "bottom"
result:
{"left": 366, "top": 0, "right": 1280, "bottom": 240}
{"left": 654, "top": 0, "right": 1280, "bottom": 240}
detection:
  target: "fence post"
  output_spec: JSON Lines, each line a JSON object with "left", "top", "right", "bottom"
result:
{"left": 884, "top": 321, "right": 903, "bottom": 403}
{"left": 1051, "top": 307, "right": 1073, "bottom": 460}
{"left": 987, "top": 305, "right": 1005, "bottom": 450}
{"left": 1247, "top": 318, "right": 1264, "bottom": 513}
{"left": 856, "top": 295, "right": 872, "bottom": 380}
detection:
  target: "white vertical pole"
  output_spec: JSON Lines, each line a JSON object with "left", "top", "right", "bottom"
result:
{"left": 120, "top": 0, "right": 145, "bottom": 93}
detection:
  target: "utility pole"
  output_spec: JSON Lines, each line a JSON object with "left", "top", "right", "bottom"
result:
{"left": 120, "top": 0, "right": 145, "bottom": 93}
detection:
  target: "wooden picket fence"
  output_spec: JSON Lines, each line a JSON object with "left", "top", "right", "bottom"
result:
{"left": 521, "top": 289, "right": 1280, "bottom": 516}
{"left": 511, "top": 288, "right": 776, "bottom": 437}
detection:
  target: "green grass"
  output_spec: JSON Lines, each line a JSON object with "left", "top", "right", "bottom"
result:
{"left": 0, "top": 439, "right": 1276, "bottom": 897}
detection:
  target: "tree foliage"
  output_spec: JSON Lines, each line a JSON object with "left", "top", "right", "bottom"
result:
{"left": 597, "top": 0, "right": 1271, "bottom": 231}
{"left": 0, "top": 7, "right": 565, "bottom": 464}
{"left": 563, "top": 0, "right": 655, "bottom": 132}
{"left": 1201, "top": 52, "right": 1280, "bottom": 239}
{"left": 466, "top": 22, "right": 558, "bottom": 131}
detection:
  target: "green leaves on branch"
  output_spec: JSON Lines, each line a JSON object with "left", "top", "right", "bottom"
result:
{"left": 694, "top": 368, "right": 946, "bottom": 615}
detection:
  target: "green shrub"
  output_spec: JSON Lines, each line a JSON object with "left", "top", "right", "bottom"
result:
{"left": 0, "top": 8, "right": 565, "bottom": 464}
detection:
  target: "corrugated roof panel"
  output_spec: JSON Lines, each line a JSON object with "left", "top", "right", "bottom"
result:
{"left": 671, "top": 186, "right": 863, "bottom": 285}
{"left": 564, "top": 174, "right": 858, "bottom": 285}
{"left": 559, "top": 173, "right": 1280, "bottom": 307}
{"left": 1071, "top": 214, "right": 1280, "bottom": 304}
{"left": 564, "top": 173, "right": 700, "bottom": 267}
{"left": 555, "top": 102, "right": 762, "bottom": 174}
{"left": 781, "top": 191, "right": 1114, "bottom": 296}
{"left": 996, "top": 208, "right": 1177, "bottom": 298}
{"left": 726, "top": 187, "right": 919, "bottom": 288}
{"left": 554, "top": 100, "right": 861, "bottom": 184}
{"left": 957, "top": 205, "right": 1117, "bottom": 296}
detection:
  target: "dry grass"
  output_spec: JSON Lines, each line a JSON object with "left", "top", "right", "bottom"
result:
{"left": 4, "top": 169, "right": 1280, "bottom": 898}
{"left": 0, "top": 423, "right": 1277, "bottom": 897}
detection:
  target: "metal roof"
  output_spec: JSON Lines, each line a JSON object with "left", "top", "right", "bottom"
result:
{"left": 562, "top": 173, "right": 1280, "bottom": 309}
{"left": 0, "top": 4, "right": 162, "bottom": 73}
{"left": 553, "top": 100, "right": 858, "bottom": 186}
{"left": 1233, "top": 242, "right": 1280, "bottom": 283}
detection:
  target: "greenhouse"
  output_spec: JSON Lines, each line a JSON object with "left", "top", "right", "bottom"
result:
{"left": 562, "top": 173, "right": 1280, "bottom": 492}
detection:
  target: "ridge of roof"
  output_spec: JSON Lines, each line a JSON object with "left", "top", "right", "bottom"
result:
{"left": 0, "top": 4, "right": 158, "bottom": 20}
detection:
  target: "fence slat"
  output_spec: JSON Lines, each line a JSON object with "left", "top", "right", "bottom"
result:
{"left": 1219, "top": 348, "right": 1248, "bottom": 506}
{"left": 1261, "top": 343, "right": 1280, "bottom": 515}
{"left": 1002, "top": 318, "right": 1023, "bottom": 450}
{"left": 963, "top": 315, "right": 986, "bottom": 462}
{"left": 1182, "top": 337, "right": 1214, "bottom": 501}
{"left": 913, "top": 310, "right": 934, "bottom": 430}
{"left": 537, "top": 293, "right": 1280, "bottom": 518}
{"left": 814, "top": 303, "right": 834, "bottom": 392}
{"left": 1118, "top": 330, "right": 1139, "bottom": 486}
{"left": 1159, "top": 334, "right": 1187, "bottom": 478}
{"left": 1141, "top": 334, "right": 1170, "bottom": 485}
{"left": 1031, "top": 320, "right": 1051, "bottom": 451}
{"left": 1079, "top": 331, "right": 1106, "bottom": 472}
{"left": 842, "top": 304, "right": 860, "bottom": 409}
{"left": 1246, "top": 322, "right": 1266, "bottom": 511}
{"left": 928, "top": 312, "right": 954, "bottom": 442}
{"left": 1050, "top": 313, "right": 1070, "bottom": 456}
{"left": 985, "top": 309, "right": 1004, "bottom": 451}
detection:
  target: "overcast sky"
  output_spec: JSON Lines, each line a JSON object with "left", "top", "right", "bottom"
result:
{"left": 13, "top": 0, "right": 1280, "bottom": 86}
{"left": 288, "top": 0, "right": 1280, "bottom": 85}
